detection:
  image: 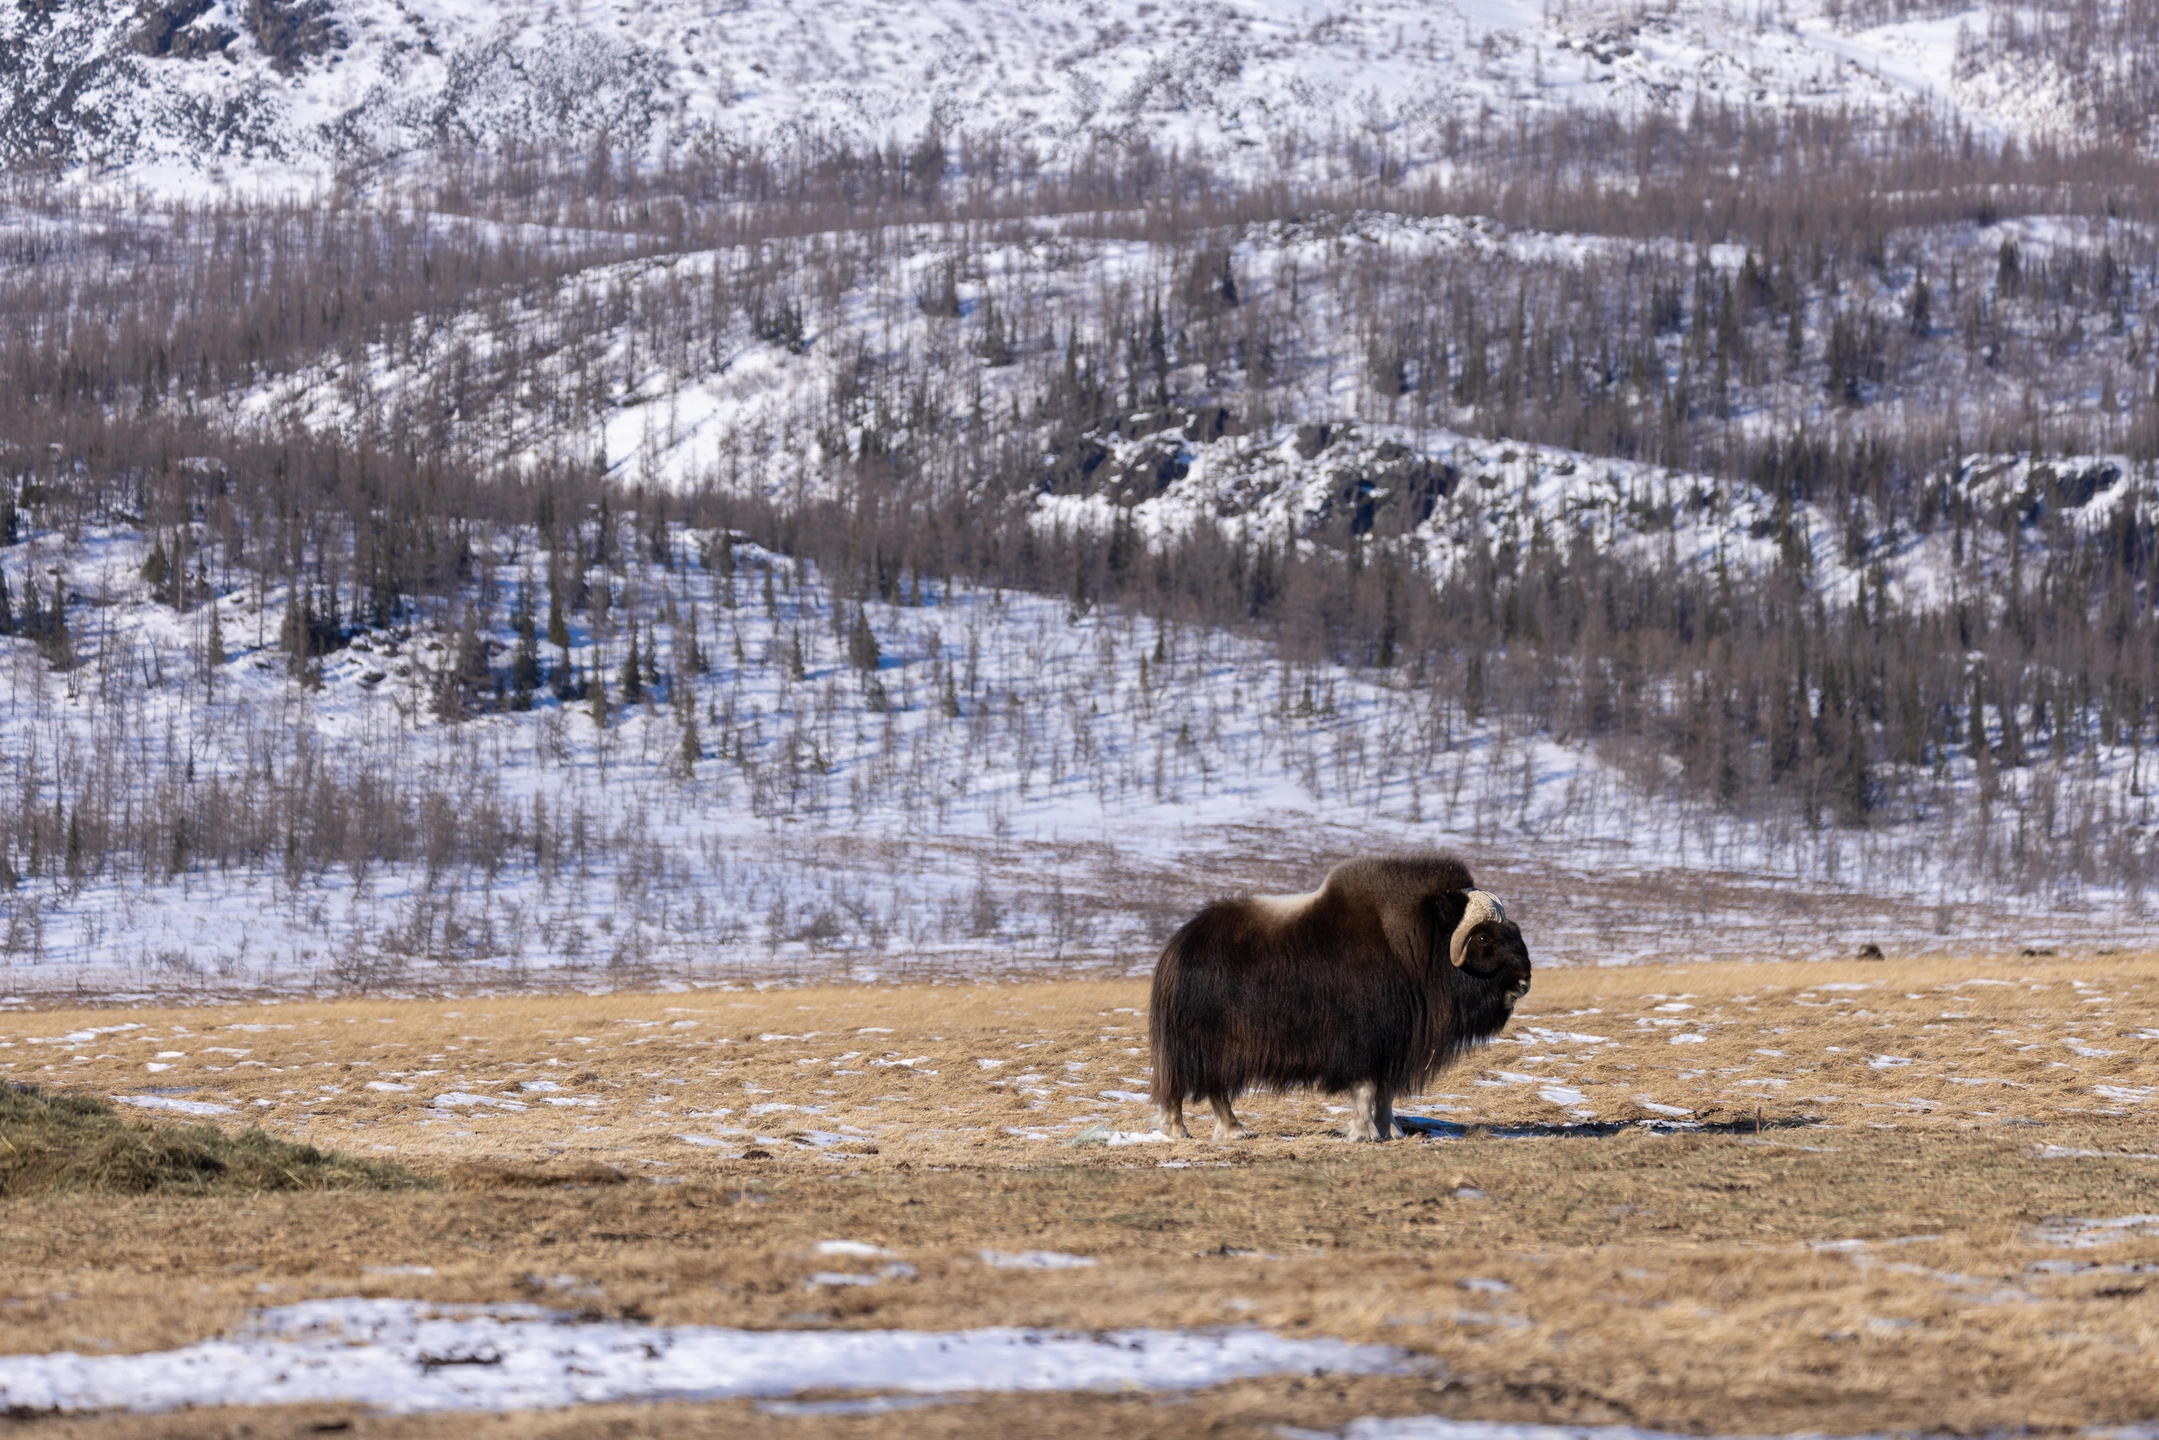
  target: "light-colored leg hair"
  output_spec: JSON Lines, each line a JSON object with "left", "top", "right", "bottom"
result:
{"left": 1209, "top": 1095, "right": 1255, "bottom": 1141}
{"left": 1346, "top": 1080, "right": 1393, "bottom": 1142}
{"left": 1154, "top": 1098, "right": 1190, "bottom": 1138}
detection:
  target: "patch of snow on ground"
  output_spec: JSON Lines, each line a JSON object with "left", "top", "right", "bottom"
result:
{"left": 978, "top": 1250, "right": 1098, "bottom": 1270}
{"left": 0, "top": 1300, "right": 1404, "bottom": 1413}
{"left": 2026, "top": 1215, "right": 2159, "bottom": 1248}
{"left": 108, "top": 1095, "right": 235, "bottom": 1116}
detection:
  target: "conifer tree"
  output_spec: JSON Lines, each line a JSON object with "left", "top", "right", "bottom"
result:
{"left": 714, "top": 531, "right": 737, "bottom": 607}
{"left": 141, "top": 535, "right": 171, "bottom": 597}
{"left": 847, "top": 606, "right": 881, "bottom": 672}
{"left": 547, "top": 561, "right": 571, "bottom": 652}
{"left": 679, "top": 713, "right": 702, "bottom": 775}
{"left": 619, "top": 626, "right": 644, "bottom": 704}
{"left": 203, "top": 597, "right": 224, "bottom": 700}
{"left": 684, "top": 603, "right": 709, "bottom": 675}
{"left": 511, "top": 578, "right": 542, "bottom": 707}
{"left": 38, "top": 578, "right": 74, "bottom": 671}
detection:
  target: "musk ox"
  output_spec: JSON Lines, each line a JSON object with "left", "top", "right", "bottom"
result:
{"left": 1149, "top": 853, "right": 1530, "bottom": 1142}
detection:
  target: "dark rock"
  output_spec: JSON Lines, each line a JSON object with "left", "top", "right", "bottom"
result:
{"left": 1184, "top": 406, "right": 1244, "bottom": 443}
{"left": 1110, "top": 445, "right": 1188, "bottom": 504}
{"left": 1293, "top": 423, "right": 1338, "bottom": 460}
{"left": 246, "top": 0, "right": 345, "bottom": 74}
{"left": 1041, "top": 435, "right": 1109, "bottom": 495}
{"left": 1374, "top": 453, "right": 1455, "bottom": 526}
{"left": 1328, "top": 468, "right": 1378, "bottom": 535}
{"left": 1115, "top": 408, "right": 1182, "bottom": 441}
{"left": 169, "top": 22, "right": 236, "bottom": 58}
{"left": 134, "top": 1, "right": 228, "bottom": 58}
{"left": 2047, "top": 463, "right": 2118, "bottom": 511}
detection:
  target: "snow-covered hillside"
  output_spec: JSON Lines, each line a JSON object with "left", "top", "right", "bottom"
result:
{"left": 0, "top": 0, "right": 2137, "bottom": 184}
{"left": 232, "top": 198, "right": 2153, "bottom": 620}
{"left": 3, "top": 502, "right": 2151, "bottom": 1003}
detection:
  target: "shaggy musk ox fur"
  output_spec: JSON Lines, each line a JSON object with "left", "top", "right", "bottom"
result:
{"left": 1148, "top": 854, "right": 1531, "bottom": 1141}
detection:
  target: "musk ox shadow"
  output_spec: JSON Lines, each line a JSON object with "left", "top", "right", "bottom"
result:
{"left": 1148, "top": 853, "right": 1531, "bottom": 1142}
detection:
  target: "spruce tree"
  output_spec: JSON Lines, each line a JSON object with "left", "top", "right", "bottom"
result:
{"left": 847, "top": 606, "right": 881, "bottom": 672}
{"left": 685, "top": 604, "right": 709, "bottom": 675}
{"left": 619, "top": 626, "right": 644, "bottom": 704}
{"left": 547, "top": 562, "right": 570, "bottom": 651}
{"left": 679, "top": 713, "right": 702, "bottom": 774}
{"left": 717, "top": 542, "right": 737, "bottom": 607}
{"left": 40, "top": 581, "right": 74, "bottom": 672}
{"left": 141, "top": 535, "right": 171, "bottom": 596}
{"left": 511, "top": 580, "right": 542, "bottom": 708}
{"left": 203, "top": 597, "right": 224, "bottom": 700}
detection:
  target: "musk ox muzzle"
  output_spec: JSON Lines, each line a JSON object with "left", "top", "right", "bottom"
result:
{"left": 1148, "top": 853, "right": 1530, "bottom": 1142}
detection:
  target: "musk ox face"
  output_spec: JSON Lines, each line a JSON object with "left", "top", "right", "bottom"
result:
{"left": 1453, "top": 915, "right": 1532, "bottom": 1013}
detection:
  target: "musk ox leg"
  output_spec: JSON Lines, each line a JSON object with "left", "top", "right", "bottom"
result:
{"left": 1208, "top": 1095, "right": 1256, "bottom": 1141}
{"left": 1345, "top": 1080, "right": 1394, "bottom": 1142}
{"left": 1154, "top": 1098, "right": 1191, "bottom": 1139}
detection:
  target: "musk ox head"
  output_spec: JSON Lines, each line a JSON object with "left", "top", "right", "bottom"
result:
{"left": 1447, "top": 889, "right": 1531, "bottom": 1012}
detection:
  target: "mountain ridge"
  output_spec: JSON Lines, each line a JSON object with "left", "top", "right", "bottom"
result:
{"left": 3, "top": 0, "right": 2137, "bottom": 186}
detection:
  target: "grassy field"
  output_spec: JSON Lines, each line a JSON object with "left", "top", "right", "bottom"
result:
{"left": 6, "top": 955, "right": 2159, "bottom": 1436}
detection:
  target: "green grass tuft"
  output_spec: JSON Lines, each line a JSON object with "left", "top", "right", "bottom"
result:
{"left": 0, "top": 1083, "right": 428, "bottom": 1197}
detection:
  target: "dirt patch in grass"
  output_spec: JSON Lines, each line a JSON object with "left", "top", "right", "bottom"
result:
{"left": 0, "top": 1083, "right": 424, "bottom": 1198}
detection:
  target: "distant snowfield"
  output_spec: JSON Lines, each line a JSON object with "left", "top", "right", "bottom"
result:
{"left": 0, "top": 1298, "right": 1410, "bottom": 1413}
{"left": 4, "top": 0, "right": 2092, "bottom": 188}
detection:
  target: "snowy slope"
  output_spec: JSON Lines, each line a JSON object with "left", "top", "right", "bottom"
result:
{"left": 0, "top": 0, "right": 2115, "bottom": 185}
{"left": 231, "top": 202, "right": 2152, "bottom": 625}
{"left": 3, "top": 500, "right": 2149, "bottom": 1002}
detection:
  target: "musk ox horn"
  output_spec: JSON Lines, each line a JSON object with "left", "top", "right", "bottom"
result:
{"left": 1449, "top": 890, "right": 1508, "bottom": 968}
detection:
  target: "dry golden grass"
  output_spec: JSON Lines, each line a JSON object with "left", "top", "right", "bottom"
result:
{"left": 7, "top": 954, "right": 2159, "bottom": 1436}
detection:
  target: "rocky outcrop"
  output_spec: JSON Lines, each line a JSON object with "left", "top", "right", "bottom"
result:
{"left": 134, "top": 2, "right": 233, "bottom": 59}
{"left": 245, "top": 0, "right": 344, "bottom": 74}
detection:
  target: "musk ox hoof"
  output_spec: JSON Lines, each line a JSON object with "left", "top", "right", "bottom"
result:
{"left": 1212, "top": 1124, "right": 1256, "bottom": 1141}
